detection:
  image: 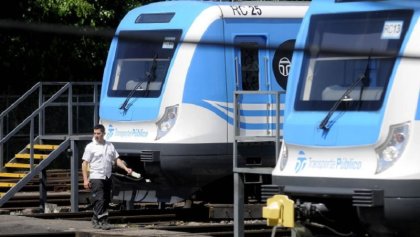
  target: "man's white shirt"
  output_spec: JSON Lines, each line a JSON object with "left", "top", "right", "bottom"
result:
{"left": 82, "top": 138, "right": 119, "bottom": 179}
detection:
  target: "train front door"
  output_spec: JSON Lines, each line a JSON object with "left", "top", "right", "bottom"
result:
{"left": 233, "top": 36, "right": 273, "bottom": 137}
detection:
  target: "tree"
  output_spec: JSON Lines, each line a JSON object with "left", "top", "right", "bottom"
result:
{"left": 0, "top": 0, "right": 145, "bottom": 94}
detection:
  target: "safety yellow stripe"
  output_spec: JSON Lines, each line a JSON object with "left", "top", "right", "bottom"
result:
{"left": 0, "top": 182, "right": 15, "bottom": 188}
{"left": 0, "top": 172, "right": 26, "bottom": 178}
{"left": 26, "top": 144, "right": 58, "bottom": 150}
{"left": 15, "top": 154, "right": 48, "bottom": 159}
{"left": 5, "top": 163, "right": 31, "bottom": 169}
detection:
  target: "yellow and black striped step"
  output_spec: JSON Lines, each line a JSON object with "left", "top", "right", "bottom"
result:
{"left": 5, "top": 163, "right": 32, "bottom": 169}
{"left": 0, "top": 182, "right": 15, "bottom": 188}
{"left": 15, "top": 153, "right": 48, "bottom": 159}
{"left": 0, "top": 172, "right": 26, "bottom": 178}
{"left": 25, "top": 144, "right": 59, "bottom": 151}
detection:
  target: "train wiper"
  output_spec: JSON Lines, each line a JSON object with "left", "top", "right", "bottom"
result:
{"left": 119, "top": 54, "right": 158, "bottom": 111}
{"left": 143, "top": 55, "right": 159, "bottom": 98}
{"left": 319, "top": 55, "right": 371, "bottom": 130}
{"left": 357, "top": 56, "right": 371, "bottom": 110}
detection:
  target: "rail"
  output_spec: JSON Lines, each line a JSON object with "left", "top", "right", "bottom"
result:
{"left": 233, "top": 90, "right": 283, "bottom": 173}
{"left": 233, "top": 90, "right": 284, "bottom": 237}
{"left": 0, "top": 82, "right": 101, "bottom": 168}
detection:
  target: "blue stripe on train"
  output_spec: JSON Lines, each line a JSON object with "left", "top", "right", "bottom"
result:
{"left": 208, "top": 103, "right": 285, "bottom": 117}
{"left": 195, "top": 100, "right": 284, "bottom": 129}
{"left": 239, "top": 123, "right": 283, "bottom": 130}
{"left": 416, "top": 92, "right": 420, "bottom": 120}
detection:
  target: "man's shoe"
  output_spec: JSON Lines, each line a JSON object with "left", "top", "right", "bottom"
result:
{"left": 92, "top": 217, "right": 100, "bottom": 229}
{"left": 100, "top": 223, "right": 112, "bottom": 230}
{"left": 99, "top": 218, "right": 112, "bottom": 230}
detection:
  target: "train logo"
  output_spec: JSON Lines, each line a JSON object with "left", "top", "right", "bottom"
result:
{"left": 278, "top": 57, "right": 291, "bottom": 77}
{"left": 273, "top": 39, "right": 295, "bottom": 89}
{"left": 106, "top": 124, "right": 115, "bottom": 140}
{"left": 294, "top": 151, "right": 307, "bottom": 173}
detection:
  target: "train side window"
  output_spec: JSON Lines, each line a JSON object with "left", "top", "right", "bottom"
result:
{"left": 240, "top": 47, "right": 259, "bottom": 90}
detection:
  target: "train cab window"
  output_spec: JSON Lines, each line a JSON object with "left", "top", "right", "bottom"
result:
{"left": 240, "top": 46, "right": 259, "bottom": 90}
{"left": 295, "top": 10, "right": 412, "bottom": 111}
{"left": 108, "top": 30, "right": 181, "bottom": 98}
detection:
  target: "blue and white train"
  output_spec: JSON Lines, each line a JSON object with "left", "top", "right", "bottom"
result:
{"left": 99, "top": 1, "right": 308, "bottom": 203}
{"left": 271, "top": 0, "right": 420, "bottom": 235}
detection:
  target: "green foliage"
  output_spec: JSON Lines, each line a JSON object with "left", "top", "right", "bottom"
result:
{"left": 0, "top": 0, "right": 145, "bottom": 94}
{"left": 35, "top": 0, "right": 95, "bottom": 19}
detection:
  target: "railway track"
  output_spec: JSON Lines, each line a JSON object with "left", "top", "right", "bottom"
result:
{"left": 19, "top": 206, "right": 292, "bottom": 236}
{"left": 0, "top": 170, "right": 352, "bottom": 236}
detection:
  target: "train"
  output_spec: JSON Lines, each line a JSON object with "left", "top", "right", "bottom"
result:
{"left": 98, "top": 1, "right": 308, "bottom": 204}
{"left": 270, "top": 0, "right": 420, "bottom": 236}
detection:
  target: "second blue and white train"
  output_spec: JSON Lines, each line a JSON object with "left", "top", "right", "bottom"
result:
{"left": 270, "top": 0, "right": 420, "bottom": 236}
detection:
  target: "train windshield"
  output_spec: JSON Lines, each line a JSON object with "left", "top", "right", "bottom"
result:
{"left": 108, "top": 30, "right": 181, "bottom": 98}
{"left": 295, "top": 10, "right": 412, "bottom": 111}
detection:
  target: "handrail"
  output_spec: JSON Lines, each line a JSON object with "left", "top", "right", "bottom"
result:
{"left": 0, "top": 138, "right": 71, "bottom": 207}
{"left": 0, "top": 82, "right": 41, "bottom": 119}
{"left": 233, "top": 90, "right": 283, "bottom": 169}
{"left": 0, "top": 83, "right": 71, "bottom": 145}
{"left": 30, "top": 81, "right": 101, "bottom": 86}
{"left": 0, "top": 81, "right": 101, "bottom": 168}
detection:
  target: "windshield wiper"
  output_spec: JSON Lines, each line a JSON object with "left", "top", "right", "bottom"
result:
{"left": 144, "top": 56, "right": 158, "bottom": 98}
{"left": 357, "top": 56, "right": 371, "bottom": 110}
{"left": 119, "top": 54, "right": 158, "bottom": 111}
{"left": 319, "top": 55, "right": 371, "bottom": 130}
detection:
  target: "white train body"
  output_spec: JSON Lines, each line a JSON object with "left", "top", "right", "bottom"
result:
{"left": 99, "top": 1, "right": 307, "bottom": 203}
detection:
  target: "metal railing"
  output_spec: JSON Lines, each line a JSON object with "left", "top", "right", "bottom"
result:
{"left": 232, "top": 90, "right": 284, "bottom": 237}
{"left": 233, "top": 90, "right": 283, "bottom": 173}
{"left": 0, "top": 81, "right": 101, "bottom": 168}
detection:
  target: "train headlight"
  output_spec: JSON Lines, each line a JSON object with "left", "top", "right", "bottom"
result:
{"left": 156, "top": 105, "right": 178, "bottom": 140}
{"left": 279, "top": 142, "right": 288, "bottom": 171}
{"left": 375, "top": 122, "right": 409, "bottom": 174}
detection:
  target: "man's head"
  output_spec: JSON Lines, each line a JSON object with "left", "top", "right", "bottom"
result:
{"left": 93, "top": 124, "right": 106, "bottom": 144}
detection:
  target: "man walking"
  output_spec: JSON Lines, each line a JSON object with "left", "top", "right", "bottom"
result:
{"left": 82, "top": 124, "right": 133, "bottom": 229}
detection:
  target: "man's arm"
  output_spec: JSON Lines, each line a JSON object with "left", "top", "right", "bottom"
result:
{"left": 82, "top": 160, "right": 90, "bottom": 189}
{"left": 116, "top": 158, "right": 133, "bottom": 175}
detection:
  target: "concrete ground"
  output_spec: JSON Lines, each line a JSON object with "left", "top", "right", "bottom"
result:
{"left": 0, "top": 214, "right": 211, "bottom": 236}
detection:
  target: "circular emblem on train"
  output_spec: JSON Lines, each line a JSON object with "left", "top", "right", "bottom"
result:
{"left": 279, "top": 57, "right": 291, "bottom": 76}
{"left": 273, "top": 40, "right": 295, "bottom": 90}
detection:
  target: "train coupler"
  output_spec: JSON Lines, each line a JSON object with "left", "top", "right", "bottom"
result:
{"left": 262, "top": 194, "right": 295, "bottom": 227}
{"left": 263, "top": 195, "right": 355, "bottom": 237}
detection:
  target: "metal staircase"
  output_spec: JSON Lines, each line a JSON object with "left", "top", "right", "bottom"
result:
{"left": 0, "top": 138, "right": 70, "bottom": 205}
{"left": 0, "top": 82, "right": 100, "bottom": 208}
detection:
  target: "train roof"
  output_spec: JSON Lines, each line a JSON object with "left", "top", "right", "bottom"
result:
{"left": 115, "top": 1, "right": 309, "bottom": 33}
{"left": 308, "top": 0, "right": 420, "bottom": 14}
